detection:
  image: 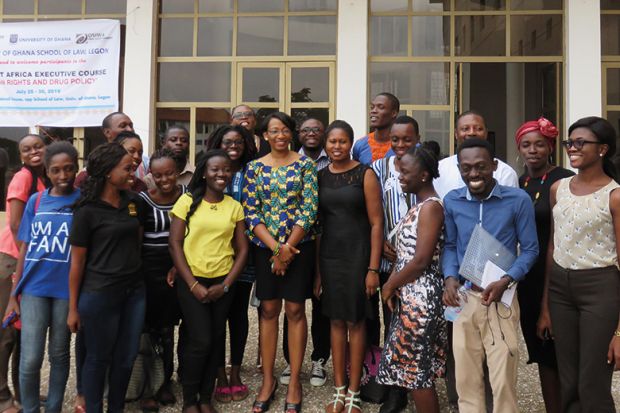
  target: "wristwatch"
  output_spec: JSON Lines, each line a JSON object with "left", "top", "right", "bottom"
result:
{"left": 501, "top": 275, "right": 517, "bottom": 289}
{"left": 222, "top": 283, "right": 229, "bottom": 293}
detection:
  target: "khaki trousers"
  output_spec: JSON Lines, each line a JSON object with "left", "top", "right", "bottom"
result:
{"left": 453, "top": 291, "right": 519, "bottom": 413}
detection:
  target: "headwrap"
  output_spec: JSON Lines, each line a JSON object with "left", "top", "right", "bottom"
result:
{"left": 515, "top": 116, "right": 558, "bottom": 149}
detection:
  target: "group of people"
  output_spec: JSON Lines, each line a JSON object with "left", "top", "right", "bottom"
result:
{"left": 0, "top": 91, "right": 618, "bottom": 413}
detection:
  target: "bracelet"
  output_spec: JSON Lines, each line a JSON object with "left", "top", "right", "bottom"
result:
{"left": 614, "top": 330, "right": 620, "bottom": 337}
{"left": 273, "top": 243, "right": 281, "bottom": 257}
{"left": 368, "top": 268, "right": 380, "bottom": 274}
{"left": 189, "top": 280, "right": 199, "bottom": 292}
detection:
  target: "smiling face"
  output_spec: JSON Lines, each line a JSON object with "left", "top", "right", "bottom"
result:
{"left": 518, "top": 131, "right": 551, "bottom": 172}
{"left": 19, "top": 135, "right": 45, "bottom": 168}
{"left": 566, "top": 127, "right": 606, "bottom": 170}
{"left": 231, "top": 105, "right": 257, "bottom": 132}
{"left": 299, "top": 119, "right": 325, "bottom": 151}
{"left": 47, "top": 153, "right": 77, "bottom": 195}
{"left": 369, "top": 95, "right": 397, "bottom": 130}
{"left": 108, "top": 154, "right": 135, "bottom": 191}
{"left": 455, "top": 114, "right": 487, "bottom": 144}
{"left": 220, "top": 130, "right": 245, "bottom": 162}
{"left": 163, "top": 128, "right": 189, "bottom": 158}
{"left": 263, "top": 118, "right": 293, "bottom": 152}
{"left": 390, "top": 123, "right": 420, "bottom": 159}
{"left": 205, "top": 155, "right": 232, "bottom": 194}
{"left": 398, "top": 153, "right": 427, "bottom": 194}
{"left": 458, "top": 146, "right": 497, "bottom": 199}
{"left": 150, "top": 157, "right": 178, "bottom": 195}
{"left": 121, "top": 137, "right": 143, "bottom": 172}
{"left": 103, "top": 114, "right": 134, "bottom": 142}
{"left": 325, "top": 127, "right": 352, "bottom": 162}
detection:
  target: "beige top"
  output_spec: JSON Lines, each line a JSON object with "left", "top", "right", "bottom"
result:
{"left": 553, "top": 177, "right": 620, "bottom": 269}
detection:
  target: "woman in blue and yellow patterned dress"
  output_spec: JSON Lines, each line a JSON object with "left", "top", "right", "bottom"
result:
{"left": 242, "top": 112, "right": 318, "bottom": 413}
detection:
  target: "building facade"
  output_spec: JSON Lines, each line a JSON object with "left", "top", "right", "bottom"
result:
{"left": 0, "top": 0, "right": 618, "bottom": 196}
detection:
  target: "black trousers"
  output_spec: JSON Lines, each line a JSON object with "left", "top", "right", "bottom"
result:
{"left": 218, "top": 281, "right": 253, "bottom": 367}
{"left": 177, "top": 276, "right": 235, "bottom": 406}
{"left": 283, "top": 295, "right": 331, "bottom": 364}
{"left": 549, "top": 263, "right": 620, "bottom": 413}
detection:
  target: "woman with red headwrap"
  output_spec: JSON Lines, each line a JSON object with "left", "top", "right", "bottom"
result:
{"left": 515, "top": 117, "right": 572, "bottom": 413}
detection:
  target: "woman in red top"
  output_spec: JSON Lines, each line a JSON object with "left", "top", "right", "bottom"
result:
{"left": 0, "top": 134, "right": 48, "bottom": 413}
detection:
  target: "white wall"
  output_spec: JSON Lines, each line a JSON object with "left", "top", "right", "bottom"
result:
{"left": 336, "top": 0, "right": 368, "bottom": 139}
{"left": 565, "top": 0, "right": 602, "bottom": 127}
{"left": 122, "top": 0, "right": 157, "bottom": 152}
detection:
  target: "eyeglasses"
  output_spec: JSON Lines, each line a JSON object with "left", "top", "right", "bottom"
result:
{"left": 231, "top": 111, "right": 254, "bottom": 119}
{"left": 222, "top": 139, "right": 244, "bottom": 147}
{"left": 267, "top": 129, "right": 292, "bottom": 137}
{"left": 560, "top": 139, "right": 601, "bottom": 150}
{"left": 300, "top": 127, "right": 322, "bottom": 134}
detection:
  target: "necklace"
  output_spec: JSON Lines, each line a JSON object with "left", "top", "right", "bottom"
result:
{"left": 523, "top": 172, "right": 548, "bottom": 205}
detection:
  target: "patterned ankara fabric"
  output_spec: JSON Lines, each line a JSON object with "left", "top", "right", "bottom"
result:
{"left": 242, "top": 156, "right": 318, "bottom": 247}
{"left": 377, "top": 197, "right": 447, "bottom": 390}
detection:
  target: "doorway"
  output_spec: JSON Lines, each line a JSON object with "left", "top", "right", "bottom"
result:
{"left": 456, "top": 62, "right": 562, "bottom": 172}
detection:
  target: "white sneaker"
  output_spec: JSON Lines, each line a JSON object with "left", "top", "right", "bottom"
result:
{"left": 280, "top": 364, "right": 291, "bottom": 385}
{"left": 310, "top": 358, "right": 327, "bottom": 387}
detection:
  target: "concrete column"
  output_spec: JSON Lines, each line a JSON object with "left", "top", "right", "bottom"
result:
{"left": 336, "top": 0, "right": 368, "bottom": 139}
{"left": 122, "top": 0, "right": 157, "bottom": 152}
{"left": 565, "top": 0, "right": 602, "bottom": 128}
{"left": 506, "top": 63, "right": 524, "bottom": 171}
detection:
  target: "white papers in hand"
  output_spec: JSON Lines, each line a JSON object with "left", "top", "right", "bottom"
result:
{"left": 481, "top": 260, "right": 516, "bottom": 307}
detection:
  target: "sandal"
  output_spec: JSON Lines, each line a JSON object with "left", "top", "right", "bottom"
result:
{"left": 344, "top": 389, "right": 362, "bottom": 413}
{"left": 231, "top": 384, "right": 249, "bottom": 401}
{"left": 214, "top": 386, "right": 232, "bottom": 403}
{"left": 325, "top": 385, "right": 346, "bottom": 413}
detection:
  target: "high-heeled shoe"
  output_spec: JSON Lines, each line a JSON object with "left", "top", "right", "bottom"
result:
{"left": 284, "top": 400, "right": 302, "bottom": 413}
{"left": 252, "top": 378, "right": 278, "bottom": 413}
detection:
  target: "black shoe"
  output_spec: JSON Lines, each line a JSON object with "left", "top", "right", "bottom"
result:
{"left": 378, "top": 387, "right": 408, "bottom": 413}
{"left": 283, "top": 401, "right": 302, "bottom": 412}
{"left": 252, "top": 378, "right": 278, "bottom": 413}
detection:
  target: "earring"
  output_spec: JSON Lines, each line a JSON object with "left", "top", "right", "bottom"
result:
{"left": 106, "top": 175, "right": 110, "bottom": 179}
{"left": 600, "top": 153, "right": 604, "bottom": 157}
{"left": 422, "top": 178, "right": 426, "bottom": 182}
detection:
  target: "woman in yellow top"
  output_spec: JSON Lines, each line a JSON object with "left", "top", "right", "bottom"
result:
{"left": 169, "top": 149, "right": 249, "bottom": 413}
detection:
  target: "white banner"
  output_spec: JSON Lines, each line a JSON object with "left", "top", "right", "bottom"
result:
{"left": 0, "top": 19, "right": 120, "bottom": 127}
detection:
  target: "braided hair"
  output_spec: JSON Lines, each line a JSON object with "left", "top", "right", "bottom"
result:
{"left": 74, "top": 143, "right": 129, "bottom": 208}
{"left": 184, "top": 149, "right": 231, "bottom": 237}
{"left": 405, "top": 145, "right": 440, "bottom": 179}
{"left": 149, "top": 147, "right": 177, "bottom": 170}
{"left": 18, "top": 134, "right": 50, "bottom": 196}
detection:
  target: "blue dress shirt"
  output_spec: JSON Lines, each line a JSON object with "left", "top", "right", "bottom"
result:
{"left": 441, "top": 182, "right": 539, "bottom": 282}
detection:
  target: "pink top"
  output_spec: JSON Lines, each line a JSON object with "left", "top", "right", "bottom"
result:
{"left": 0, "top": 168, "right": 46, "bottom": 258}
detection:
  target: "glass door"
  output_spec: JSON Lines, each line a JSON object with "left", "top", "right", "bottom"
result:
{"left": 236, "top": 61, "right": 336, "bottom": 147}
{"left": 603, "top": 63, "right": 620, "bottom": 141}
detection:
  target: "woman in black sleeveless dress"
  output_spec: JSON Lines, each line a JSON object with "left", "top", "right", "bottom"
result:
{"left": 315, "top": 120, "right": 383, "bottom": 413}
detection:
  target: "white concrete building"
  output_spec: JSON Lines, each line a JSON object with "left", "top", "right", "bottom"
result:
{"left": 0, "top": 0, "right": 618, "bottom": 205}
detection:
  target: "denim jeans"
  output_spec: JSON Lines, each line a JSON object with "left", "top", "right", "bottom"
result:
{"left": 78, "top": 285, "right": 145, "bottom": 413}
{"left": 19, "top": 294, "right": 70, "bottom": 413}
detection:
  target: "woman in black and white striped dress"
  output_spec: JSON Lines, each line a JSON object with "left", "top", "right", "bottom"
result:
{"left": 138, "top": 148, "right": 187, "bottom": 411}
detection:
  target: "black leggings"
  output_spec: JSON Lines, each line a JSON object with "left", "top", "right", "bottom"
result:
{"left": 218, "top": 281, "right": 253, "bottom": 368}
{"left": 177, "top": 276, "right": 234, "bottom": 406}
